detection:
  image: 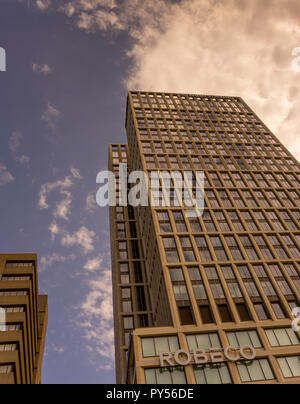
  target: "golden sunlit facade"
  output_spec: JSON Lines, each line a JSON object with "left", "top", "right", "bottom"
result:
{"left": 110, "top": 91, "right": 300, "bottom": 384}
{"left": 0, "top": 254, "right": 48, "bottom": 384}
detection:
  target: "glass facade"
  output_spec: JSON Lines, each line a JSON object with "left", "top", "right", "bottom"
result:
{"left": 111, "top": 92, "right": 300, "bottom": 384}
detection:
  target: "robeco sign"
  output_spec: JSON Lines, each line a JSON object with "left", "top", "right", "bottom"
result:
{"left": 160, "top": 346, "right": 256, "bottom": 367}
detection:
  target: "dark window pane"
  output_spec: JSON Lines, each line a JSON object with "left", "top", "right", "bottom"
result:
{"left": 179, "top": 306, "right": 195, "bottom": 325}
{"left": 218, "top": 305, "right": 233, "bottom": 323}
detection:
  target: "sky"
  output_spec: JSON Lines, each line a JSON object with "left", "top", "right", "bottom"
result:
{"left": 0, "top": 0, "right": 299, "bottom": 384}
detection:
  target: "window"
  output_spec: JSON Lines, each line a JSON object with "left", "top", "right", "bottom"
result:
{"left": 225, "top": 236, "right": 244, "bottom": 261}
{"left": 179, "top": 306, "right": 195, "bottom": 325}
{"left": 254, "top": 236, "right": 274, "bottom": 260}
{"left": 215, "top": 212, "right": 231, "bottom": 232}
{"left": 218, "top": 304, "right": 233, "bottom": 323}
{"left": 142, "top": 336, "right": 179, "bottom": 357}
{"left": 194, "top": 364, "right": 232, "bottom": 385}
{"left": 265, "top": 328, "right": 300, "bottom": 347}
{"left": 118, "top": 242, "right": 128, "bottom": 260}
{"left": 228, "top": 211, "right": 245, "bottom": 232}
{"left": 0, "top": 365, "right": 14, "bottom": 374}
{"left": 173, "top": 285, "right": 189, "bottom": 301}
{"left": 277, "top": 357, "right": 300, "bottom": 378}
{"left": 122, "top": 301, "right": 132, "bottom": 313}
{"left": 239, "top": 236, "right": 260, "bottom": 261}
{"left": 180, "top": 237, "right": 196, "bottom": 262}
{"left": 202, "top": 210, "right": 217, "bottom": 232}
{"left": 163, "top": 238, "right": 180, "bottom": 263}
{"left": 136, "top": 286, "right": 147, "bottom": 311}
{"left": 210, "top": 236, "right": 228, "bottom": 261}
{"left": 268, "top": 236, "right": 289, "bottom": 259}
{"left": 1, "top": 276, "right": 31, "bottom": 281}
{"left": 0, "top": 344, "right": 18, "bottom": 352}
{"left": 145, "top": 367, "right": 187, "bottom": 384}
{"left": 199, "top": 306, "right": 214, "bottom": 324}
{"left": 241, "top": 211, "right": 259, "bottom": 232}
{"left": 282, "top": 235, "right": 300, "bottom": 258}
{"left": 218, "top": 190, "right": 233, "bottom": 207}
{"left": 169, "top": 267, "right": 185, "bottom": 282}
{"left": 237, "top": 359, "right": 274, "bottom": 382}
{"left": 227, "top": 330, "right": 262, "bottom": 348}
{"left": 254, "top": 304, "right": 270, "bottom": 321}
{"left": 5, "top": 261, "right": 34, "bottom": 268}
{"left": 195, "top": 237, "right": 213, "bottom": 262}
{"left": 236, "top": 303, "right": 252, "bottom": 322}
{"left": 173, "top": 212, "right": 188, "bottom": 233}
{"left": 187, "top": 333, "right": 221, "bottom": 350}
{"left": 271, "top": 302, "right": 287, "bottom": 319}
{"left": 157, "top": 212, "right": 172, "bottom": 233}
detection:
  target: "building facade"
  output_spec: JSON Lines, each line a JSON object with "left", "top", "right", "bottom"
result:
{"left": 110, "top": 91, "right": 300, "bottom": 384}
{"left": 0, "top": 254, "right": 48, "bottom": 384}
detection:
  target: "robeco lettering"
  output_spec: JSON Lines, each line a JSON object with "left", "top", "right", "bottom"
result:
{"left": 160, "top": 345, "right": 256, "bottom": 367}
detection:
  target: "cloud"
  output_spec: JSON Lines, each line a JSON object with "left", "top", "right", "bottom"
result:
{"left": 38, "top": 168, "right": 82, "bottom": 220}
{"left": 32, "top": 63, "right": 53, "bottom": 75}
{"left": 76, "top": 267, "right": 114, "bottom": 370}
{"left": 53, "top": 191, "right": 73, "bottom": 221}
{"left": 42, "top": 102, "right": 61, "bottom": 129}
{"left": 38, "top": 175, "right": 73, "bottom": 211}
{"left": 61, "top": 226, "right": 96, "bottom": 254}
{"left": 9, "top": 132, "right": 30, "bottom": 165}
{"left": 83, "top": 255, "right": 103, "bottom": 272}
{"left": 35, "top": 0, "right": 52, "bottom": 11}
{"left": 35, "top": 0, "right": 300, "bottom": 161}
{"left": 0, "top": 164, "right": 14, "bottom": 186}
{"left": 39, "top": 252, "right": 76, "bottom": 272}
{"left": 70, "top": 167, "right": 83, "bottom": 180}
{"left": 123, "top": 0, "right": 300, "bottom": 161}
{"left": 49, "top": 222, "right": 61, "bottom": 240}
{"left": 85, "top": 191, "right": 98, "bottom": 213}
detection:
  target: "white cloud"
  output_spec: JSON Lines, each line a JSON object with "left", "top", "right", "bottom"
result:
{"left": 61, "top": 226, "right": 96, "bottom": 254}
{"left": 0, "top": 164, "right": 14, "bottom": 186}
{"left": 83, "top": 255, "right": 103, "bottom": 272}
{"left": 35, "top": 0, "right": 300, "bottom": 161}
{"left": 54, "top": 191, "right": 73, "bottom": 221}
{"left": 123, "top": 0, "right": 300, "bottom": 161}
{"left": 9, "top": 132, "right": 30, "bottom": 165}
{"left": 85, "top": 191, "right": 98, "bottom": 213}
{"left": 32, "top": 63, "right": 53, "bottom": 75}
{"left": 49, "top": 222, "right": 61, "bottom": 240}
{"left": 70, "top": 167, "right": 83, "bottom": 180}
{"left": 35, "top": 0, "right": 52, "bottom": 11}
{"left": 42, "top": 102, "right": 61, "bottom": 129}
{"left": 39, "top": 252, "right": 76, "bottom": 272}
{"left": 38, "top": 175, "right": 73, "bottom": 211}
{"left": 76, "top": 267, "right": 114, "bottom": 370}
{"left": 38, "top": 167, "right": 82, "bottom": 221}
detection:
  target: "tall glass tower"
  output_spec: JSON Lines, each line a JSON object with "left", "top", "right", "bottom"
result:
{"left": 110, "top": 92, "right": 300, "bottom": 384}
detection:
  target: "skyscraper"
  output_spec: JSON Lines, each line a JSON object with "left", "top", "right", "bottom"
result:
{"left": 110, "top": 91, "right": 300, "bottom": 384}
{"left": 0, "top": 254, "right": 48, "bottom": 384}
